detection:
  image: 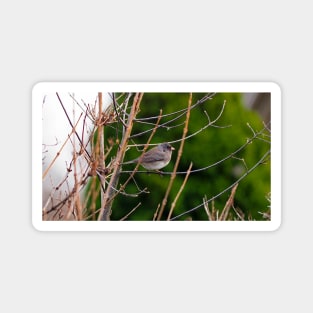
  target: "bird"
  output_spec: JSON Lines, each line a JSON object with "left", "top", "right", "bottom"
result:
{"left": 123, "top": 143, "right": 175, "bottom": 170}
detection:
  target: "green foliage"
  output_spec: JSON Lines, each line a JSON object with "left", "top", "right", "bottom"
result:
{"left": 92, "top": 93, "right": 270, "bottom": 221}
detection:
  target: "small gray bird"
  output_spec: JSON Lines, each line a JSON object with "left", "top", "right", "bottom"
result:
{"left": 123, "top": 143, "right": 175, "bottom": 170}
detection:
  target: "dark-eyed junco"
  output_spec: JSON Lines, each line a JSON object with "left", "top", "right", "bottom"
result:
{"left": 123, "top": 143, "right": 175, "bottom": 170}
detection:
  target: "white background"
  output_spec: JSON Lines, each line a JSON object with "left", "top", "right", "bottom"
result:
{"left": 1, "top": 1, "right": 311, "bottom": 312}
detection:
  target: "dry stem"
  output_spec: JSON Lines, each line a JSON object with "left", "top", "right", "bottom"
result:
{"left": 167, "top": 162, "right": 193, "bottom": 220}
{"left": 42, "top": 113, "right": 83, "bottom": 180}
{"left": 98, "top": 93, "right": 143, "bottom": 220}
{"left": 219, "top": 183, "right": 238, "bottom": 220}
{"left": 157, "top": 93, "right": 193, "bottom": 220}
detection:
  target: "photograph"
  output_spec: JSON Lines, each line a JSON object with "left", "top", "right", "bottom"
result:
{"left": 33, "top": 82, "right": 280, "bottom": 231}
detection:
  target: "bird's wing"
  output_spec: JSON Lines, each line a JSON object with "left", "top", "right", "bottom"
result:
{"left": 141, "top": 150, "right": 164, "bottom": 163}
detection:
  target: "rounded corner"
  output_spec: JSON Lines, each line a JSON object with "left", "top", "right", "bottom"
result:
{"left": 32, "top": 218, "right": 45, "bottom": 232}
{"left": 31, "top": 81, "right": 46, "bottom": 95}
{"left": 270, "top": 218, "right": 282, "bottom": 232}
{"left": 269, "top": 81, "right": 282, "bottom": 95}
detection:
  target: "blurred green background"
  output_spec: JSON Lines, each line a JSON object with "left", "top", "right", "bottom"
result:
{"left": 90, "top": 92, "right": 270, "bottom": 221}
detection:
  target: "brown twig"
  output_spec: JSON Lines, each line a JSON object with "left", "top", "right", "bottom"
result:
{"left": 96, "top": 93, "right": 107, "bottom": 209}
{"left": 157, "top": 93, "right": 193, "bottom": 220}
{"left": 219, "top": 183, "right": 238, "bottom": 220}
{"left": 203, "top": 196, "right": 213, "bottom": 220}
{"left": 95, "top": 109, "right": 163, "bottom": 220}
{"left": 129, "top": 93, "right": 216, "bottom": 139}
{"left": 170, "top": 148, "right": 270, "bottom": 221}
{"left": 167, "top": 162, "right": 193, "bottom": 220}
{"left": 120, "top": 202, "right": 142, "bottom": 221}
{"left": 117, "top": 110, "right": 163, "bottom": 196}
{"left": 56, "top": 92, "right": 91, "bottom": 160}
{"left": 98, "top": 93, "right": 143, "bottom": 221}
{"left": 69, "top": 108, "right": 83, "bottom": 220}
{"left": 153, "top": 204, "right": 161, "bottom": 221}
{"left": 42, "top": 113, "right": 83, "bottom": 180}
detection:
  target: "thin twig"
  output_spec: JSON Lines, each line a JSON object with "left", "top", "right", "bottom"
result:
{"left": 170, "top": 149, "right": 270, "bottom": 220}
{"left": 167, "top": 162, "right": 193, "bottom": 220}
{"left": 153, "top": 204, "right": 161, "bottom": 221}
{"left": 98, "top": 110, "right": 163, "bottom": 219}
{"left": 203, "top": 196, "right": 214, "bottom": 220}
{"left": 121, "top": 122, "right": 270, "bottom": 176}
{"left": 98, "top": 93, "right": 143, "bottom": 221}
{"left": 129, "top": 93, "right": 215, "bottom": 139}
{"left": 71, "top": 101, "right": 83, "bottom": 221}
{"left": 219, "top": 183, "right": 238, "bottom": 220}
{"left": 97, "top": 93, "right": 107, "bottom": 209}
{"left": 43, "top": 167, "right": 90, "bottom": 217}
{"left": 42, "top": 113, "right": 83, "bottom": 179}
{"left": 134, "top": 93, "right": 215, "bottom": 121}
{"left": 157, "top": 93, "right": 193, "bottom": 220}
{"left": 120, "top": 202, "right": 142, "bottom": 221}
{"left": 56, "top": 92, "right": 91, "bottom": 160}
{"left": 128, "top": 99, "right": 226, "bottom": 146}
{"left": 112, "top": 93, "right": 127, "bottom": 128}
{"left": 117, "top": 110, "right": 163, "bottom": 195}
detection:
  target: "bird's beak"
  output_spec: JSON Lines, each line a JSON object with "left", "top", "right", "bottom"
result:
{"left": 171, "top": 146, "right": 175, "bottom": 150}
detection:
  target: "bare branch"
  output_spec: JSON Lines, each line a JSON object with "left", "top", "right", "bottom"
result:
{"left": 219, "top": 183, "right": 238, "bottom": 221}
{"left": 129, "top": 93, "right": 216, "bottom": 139}
{"left": 43, "top": 92, "right": 270, "bottom": 222}
{"left": 56, "top": 92, "right": 91, "bottom": 160}
{"left": 111, "top": 110, "right": 163, "bottom": 202}
{"left": 122, "top": 123, "right": 270, "bottom": 176}
{"left": 42, "top": 113, "right": 83, "bottom": 179}
{"left": 167, "top": 162, "right": 193, "bottom": 220}
{"left": 157, "top": 93, "right": 193, "bottom": 220}
{"left": 170, "top": 149, "right": 270, "bottom": 220}
{"left": 120, "top": 202, "right": 142, "bottom": 221}
{"left": 98, "top": 93, "right": 143, "bottom": 221}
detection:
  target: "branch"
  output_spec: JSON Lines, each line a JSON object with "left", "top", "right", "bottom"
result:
{"left": 170, "top": 149, "right": 270, "bottom": 220}
{"left": 121, "top": 122, "right": 270, "bottom": 176}
{"left": 129, "top": 93, "right": 215, "bottom": 139}
{"left": 116, "top": 110, "right": 163, "bottom": 197}
{"left": 157, "top": 93, "right": 193, "bottom": 220}
{"left": 120, "top": 202, "right": 142, "bottom": 221}
{"left": 42, "top": 113, "right": 83, "bottom": 179}
{"left": 167, "top": 162, "right": 193, "bottom": 220}
{"left": 126, "top": 100, "right": 227, "bottom": 148}
{"left": 98, "top": 93, "right": 143, "bottom": 221}
{"left": 218, "top": 183, "right": 238, "bottom": 220}
{"left": 56, "top": 92, "right": 91, "bottom": 160}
